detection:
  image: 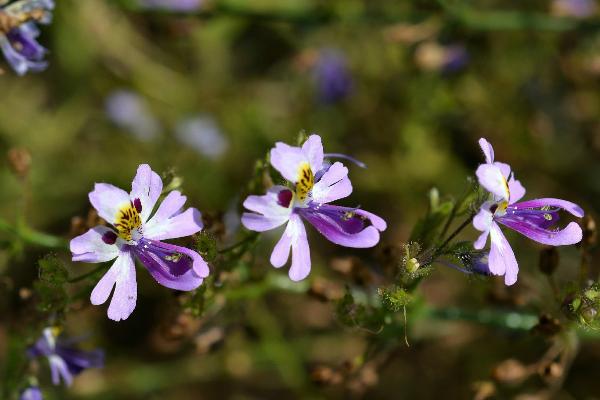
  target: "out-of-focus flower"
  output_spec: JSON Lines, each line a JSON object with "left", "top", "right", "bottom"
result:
{"left": 415, "top": 42, "right": 469, "bottom": 73}
{"left": 552, "top": 0, "right": 597, "bottom": 18}
{"left": 27, "top": 328, "right": 104, "bottom": 387}
{"left": 314, "top": 49, "right": 353, "bottom": 104}
{"left": 105, "top": 90, "right": 160, "bottom": 141}
{"left": 241, "top": 135, "right": 386, "bottom": 281}
{"left": 175, "top": 115, "right": 228, "bottom": 159}
{"left": 70, "top": 164, "right": 209, "bottom": 321}
{"left": 139, "top": 0, "right": 203, "bottom": 11}
{"left": 473, "top": 138, "right": 584, "bottom": 285}
{"left": 0, "top": 0, "right": 54, "bottom": 75}
{"left": 19, "top": 386, "right": 42, "bottom": 400}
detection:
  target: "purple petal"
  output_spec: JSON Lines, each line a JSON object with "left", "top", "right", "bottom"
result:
{"left": 134, "top": 238, "right": 208, "bottom": 289}
{"left": 55, "top": 346, "right": 104, "bottom": 375}
{"left": 476, "top": 164, "right": 510, "bottom": 201}
{"left": 488, "top": 223, "right": 519, "bottom": 285}
{"left": 511, "top": 198, "right": 584, "bottom": 218}
{"left": 241, "top": 212, "right": 289, "bottom": 232}
{"left": 270, "top": 142, "right": 309, "bottom": 182}
{"left": 146, "top": 191, "right": 186, "bottom": 224}
{"left": 0, "top": 36, "right": 47, "bottom": 76}
{"left": 311, "top": 162, "right": 352, "bottom": 203}
{"left": 143, "top": 207, "right": 203, "bottom": 241}
{"left": 508, "top": 177, "right": 526, "bottom": 204}
{"left": 89, "top": 183, "right": 130, "bottom": 224}
{"left": 20, "top": 386, "right": 42, "bottom": 400}
{"left": 299, "top": 204, "right": 383, "bottom": 248}
{"left": 241, "top": 187, "right": 292, "bottom": 232}
{"left": 498, "top": 218, "right": 583, "bottom": 246}
{"left": 49, "top": 355, "right": 73, "bottom": 386}
{"left": 270, "top": 221, "right": 294, "bottom": 268}
{"left": 479, "top": 138, "right": 494, "bottom": 164}
{"left": 70, "top": 226, "right": 119, "bottom": 263}
{"left": 130, "top": 164, "right": 163, "bottom": 222}
{"left": 288, "top": 214, "right": 311, "bottom": 281}
{"left": 301, "top": 134, "right": 324, "bottom": 173}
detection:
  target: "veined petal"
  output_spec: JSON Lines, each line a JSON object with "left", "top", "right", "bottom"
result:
{"left": 70, "top": 226, "right": 119, "bottom": 263}
{"left": 135, "top": 238, "right": 208, "bottom": 290}
{"left": 479, "top": 138, "right": 494, "bottom": 164}
{"left": 301, "top": 134, "right": 324, "bottom": 173}
{"left": 300, "top": 204, "right": 383, "bottom": 248}
{"left": 270, "top": 142, "right": 308, "bottom": 182}
{"left": 511, "top": 198, "right": 584, "bottom": 218}
{"left": 498, "top": 218, "right": 583, "bottom": 246}
{"left": 311, "top": 162, "right": 352, "bottom": 203}
{"left": 143, "top": 208, "right": 203, "bottom": 241}
{"left": 476, "top": 164, "right": 510, "bottom": 201}
{"left": 89, "top": 183, "right": 130, "bottom": 224}
{"left": 130, "top": 164, "right": 163, "bottom": 222}
{"left": 288, "top": 214, "right": 311, "bottom": 281}
{"left": 489, "top": 223, "right": 519, "bottom": 285}
{"left": 241, "top": 213, "right": 289, "bottom": 232}
{"left": 241, "top": 186, "right": 292, "bottom": 232}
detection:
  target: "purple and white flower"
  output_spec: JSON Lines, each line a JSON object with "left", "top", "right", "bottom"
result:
{"left": 241, "top": 135, "right": 386, "bottom": 281}
{"left": 19, "top": 386, "right": 42, "bottom": 400}
{"left": 473, "top": 138, "right": 584, "bottom": 285}
{"left": 105, "top": 90, "right": 160, "bottom": 142}
{"left": 27, "top": 328, "right": 104, "bottom": 387}
{"left": 70, "top": 164, "right": 209, "bottom": 321}
{"left": 314, "top": 49, "right": 353, "bottom": 104}
{"left": 0, "top": 0, "right": 54, "bottom": 75}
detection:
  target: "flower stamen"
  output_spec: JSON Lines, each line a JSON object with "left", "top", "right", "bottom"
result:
{"left": 114, "top": 200, "right": 143, "bottom": 241}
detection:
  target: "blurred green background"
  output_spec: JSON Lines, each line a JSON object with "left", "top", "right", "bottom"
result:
{"left": 1, "top": 0, "right": 600, "bottom": 398}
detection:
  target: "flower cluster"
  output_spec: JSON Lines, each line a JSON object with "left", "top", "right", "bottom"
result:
{"left": 0, "top": 0, "right": 53, "bottom": 75}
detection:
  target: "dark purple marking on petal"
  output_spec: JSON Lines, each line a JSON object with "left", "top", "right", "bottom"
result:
{"left": 277, "top": 189, "right": 293, "bottom": 208}
{"left": 101, "top": 230, "right": 118, "bottom": 245}
{"left": 133, "top": 198, "right": 143, "bottom": 213}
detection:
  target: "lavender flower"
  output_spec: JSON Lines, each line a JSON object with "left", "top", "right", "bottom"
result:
{"left": 473, "top": 138, "right": 584, "bottom": 285}
{"left": 175, "top": 115, "right": 228, "bottom": 159}
{"left": 140, "top": 0, "right": 203, "bottom": 11}
{"left": 241, "top": 135, "right": 386, "bottom": 281}
{"left": 0, "top": 0, "right": 53, "bottom": 75}
{"left": 105, "top": 91, "right": 160, "bottom": 142}
{"left": 70, "top": 164, "right": 209, "bottom": 321}
{"left": 27, "top": 328, "right": 104, "bottom": 387}
{"left": 552, "top": 0, "right": 597, "bottom": 18}
{"left": 19, "top": 386, "right": 42, "bottom": 400}
{"left": 415, "top": 42, "right": 469, "bottom": 74}
{"left": 314, "top": 49, "right": 353, "bottom": 104}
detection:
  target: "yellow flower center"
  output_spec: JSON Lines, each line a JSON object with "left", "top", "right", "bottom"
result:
{"left": 295, "top": 162, "right": 314, "bottom": 202}
{"left": 114, "top": 201, "right": 142, "bottom": 241}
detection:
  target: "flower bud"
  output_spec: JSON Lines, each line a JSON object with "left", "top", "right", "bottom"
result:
{"left": 538, "top": 247, "right": 559, "bottom": 275}
{"left": 7, "top": 147, "right": 31, "bottom": 180}
{"left": 406, "top": 257, "right": 420, "bottom": 273}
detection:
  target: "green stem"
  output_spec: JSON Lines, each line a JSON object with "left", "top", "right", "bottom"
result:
{"left": 0, "top": 217, "right": 68, "bottom": 249}
{"left": 218, "top": 232, "right": 259, "bottom": 254}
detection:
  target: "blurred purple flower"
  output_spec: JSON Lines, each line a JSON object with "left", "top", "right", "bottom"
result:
{"left": 0, "top": 0, "right": 54, "bottom": 76}
{"left": 19, "top": 386, "right": 42, "bottom": 400}
{"left": 105, "top": 90, "right": 160, "bottom": 141}
{"left": 70, "top": 164, "right": 209, "bottom": 321}
{"left": 314, "top": 49, "right": 353, "bottom": 104}
{"left": 27, "top": 328, "right": 103, "bottom": 387}
{"left": 552, "top": 0, "right": 597, "bottom": 18}
{"left": 473, "top": 138, "right": 584, "bottom": 285}
{"left": 175, "top": 115, "right": 228, "bottom": 159}
{"left": 241, "top": 135, "right": 386, "bottom": 281}
{"left": 415, "top": 42, "right": 469, "bottom": 74}
{"left": 140, "top": 0, "right": 203, "bottom": 11}
{"left": 442, "top": 45, "right": 469, "bottom": 73}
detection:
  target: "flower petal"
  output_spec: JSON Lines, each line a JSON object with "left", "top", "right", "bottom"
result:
{"left": 241, "top": 186, "right": 292, "bottom": 232}
{"left": 476, "top": 164, "right": 510, "bottom": 201}
{"left": 89, "top": 183, "right": 130, "bottom": 224}
{"left": 241, "top": 213, "right": 289, "bottom": 232}
{"left": 270, "top": 142, "right": 308, "bottom": 182}
{"left": 479, "top": 138, "right": 494, "bottom": 164}
{"left": 70, "top": 226, "right": 119, "bottom": 263}
{"left": 508, "top": 177, "right": 526, "bottom": 204}
{"left": 145, "top": 190, "right": 187, "bottom": 227}
{"left": 300, "top": 205, "right": 383, "bottom": 248}
{"left": 511, "top": 198, "right": 584, "bottom": 218}
{"left": 311, "top": 162, "right": 352, "bottom": 203}
{"left": 143, "top": 208, "right": 203, "bottom": 241}
{"left": 489, "top": 223, "right": 519, "bottom": 285}
{"left": 270, "top": 221, "right": 293, "bottom": 268}
{"left": 301, "top": 134, "right": 324, "bottom": 173}
{"left": 49, "top": 354, "right": 73, "bottom": 386}
{"left": 130, "top": 164, "right": 163, "bottom": 222}
{"left": 106, "top": 251, "right": 137, "bottom": 321}
{"left": 288, "top": 214, "right": 311, "bottom": 281}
